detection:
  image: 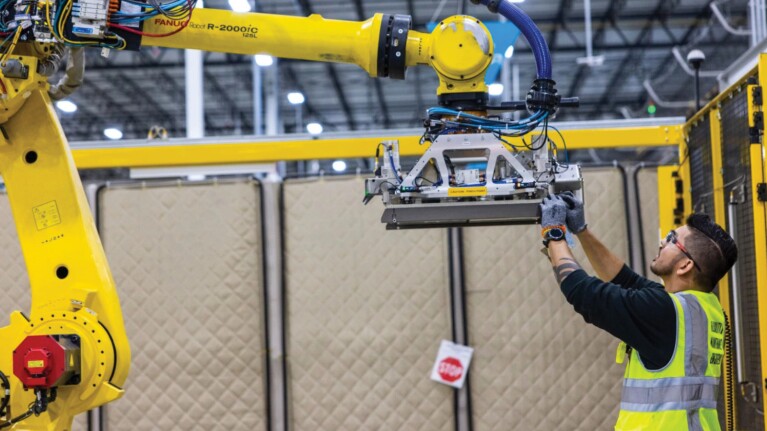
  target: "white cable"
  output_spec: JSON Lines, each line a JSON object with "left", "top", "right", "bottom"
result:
{"left": 48, "top": 48, "right": 84, "bottom": 100}
{"left": 575, "top": 0, "right": 604, "bottom": 66}
{"left": 754, "top": 0, "right": 763, "bottom": 43}
{"left": 710, "top": 3, "right": 752, "bottom": 35}
{"left": 759, "top": 0, "right": 764, "bottom": 42}
{"left": 584, "top": 0, "right": 593, "bottom": 58}
{"left": 758, "top": 0, "right": 764, "bottom": 42}
{"left": 750, "top": 0, "right": 758, "bottom": 46}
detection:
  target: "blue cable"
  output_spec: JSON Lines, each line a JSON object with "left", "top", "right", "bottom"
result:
{"left": 107, "top": 0, "right": 193, "bottom": 25}
{"left": 388, "top": 152, "right": 402, "bottom": 183}
{"left": 426, "top": 107, "right": 546, "bottom": 129}
{"left": 429, "top": 111, "right": 548, "bottom": 133}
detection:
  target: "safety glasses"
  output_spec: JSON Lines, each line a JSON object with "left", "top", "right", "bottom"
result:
{"left": 665, "top": 230, "right": 702, "bottom": 272}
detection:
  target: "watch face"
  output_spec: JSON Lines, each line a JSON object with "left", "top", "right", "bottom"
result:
{"left": 548, "top": 227, "right": 565, "bottom": 240}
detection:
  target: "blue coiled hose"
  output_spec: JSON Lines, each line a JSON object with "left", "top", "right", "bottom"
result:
{"left": 476, "top": 0, "right": 552, "bottom": 79}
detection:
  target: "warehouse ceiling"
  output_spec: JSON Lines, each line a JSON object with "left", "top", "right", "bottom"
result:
{"left": 55, "top": 0, "right": 752, "bottom": 141}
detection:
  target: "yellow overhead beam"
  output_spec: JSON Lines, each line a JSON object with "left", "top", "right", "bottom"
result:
{"left": 71, "top": 125, "right": 683, "bottom": 169}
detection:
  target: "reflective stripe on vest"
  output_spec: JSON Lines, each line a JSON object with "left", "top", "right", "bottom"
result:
{"left": 619, "top": 294, "right": 716, "bottom": 413}
{"left": 620, "top": 376, "right": 719, "bottom": 412}
{"left": 679, "top": 294, "right": 709, "bottom": 377}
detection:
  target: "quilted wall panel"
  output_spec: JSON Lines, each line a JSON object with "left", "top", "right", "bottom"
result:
{"left": 283, "top": 176, "right": 454, "bottom": 431}
{"left": 0, "top": 193, "right": 29, "bottom": 326}
{"left": 99, "top": 181, "right": 267, "bottom": 430}
{"left": 636, "top": 168, "right": 662, "bottom": 281}
{"left": 464, "top": 168, "right": 629, "bottom": 430}
{"left": 0, "top": 193, "right": 88, "bottom": 430}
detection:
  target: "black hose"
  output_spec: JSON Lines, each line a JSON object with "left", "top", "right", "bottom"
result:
{"left": 0, "top": 387, "right": 57, "bottom": 429}
{"left": 0, "top": 408, "right": 33, "bottom": 429}
{"left": 632, "top": 163, "right": 663, "bottom": 277}
{"left": 615, "top": 162, "right": 634, "bottom": 269}
{"left": 632, "top": 165, "right": 648, "bottom": 276}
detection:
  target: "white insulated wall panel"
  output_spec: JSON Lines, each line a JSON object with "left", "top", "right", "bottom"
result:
{"left": 0, "top": 193, "right": 88, "bottom": 429}
{"left": 99, "top": 181, "right": 267, "bottom": 430}
{"left": 0, "top": 193, "right": 29, "bottom": 322}
{"left": 283, "top": 176, "right": 454, "bottom": 431}
{"left": 464, "top": 168, "right": 628, "bottom": 430}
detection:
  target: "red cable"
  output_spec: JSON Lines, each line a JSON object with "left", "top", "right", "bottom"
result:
{"left": 110, "top": 0, "right": 193, "bottom": 38}
{"left": 111, "top": 20, "right": 187, "bottom": 37}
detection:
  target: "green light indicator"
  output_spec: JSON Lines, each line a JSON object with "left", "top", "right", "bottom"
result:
{"left": 647, "top": 104, "right": 657, "bottom": 115}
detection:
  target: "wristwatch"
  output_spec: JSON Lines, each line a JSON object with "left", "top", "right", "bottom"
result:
{"left": 542, "top": 226, "right": 566, "bottom": 247}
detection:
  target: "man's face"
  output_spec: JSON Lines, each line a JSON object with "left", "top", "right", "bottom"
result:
{"left": 650, "top": 226, "right": 693, "bottom": 277}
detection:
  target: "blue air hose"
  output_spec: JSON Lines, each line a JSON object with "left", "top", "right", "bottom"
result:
{"left": 474, "top": 0, "right": 552, "bottom": 79}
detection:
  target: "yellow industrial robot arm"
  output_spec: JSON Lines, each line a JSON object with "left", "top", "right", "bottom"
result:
{"left": 0, "top": 7, "right": 494, "bottom": 431}
{"left": 140, "top": 8, "right": 492, "bottom": 100}
{"left": 0, "top": 1, "right": 575, "bottom": 429}
{"left": 0, "top": 89, "right": 129, "bottom": 431}
{"left": 136, "top": 4, "right": 575, "bottom": 121}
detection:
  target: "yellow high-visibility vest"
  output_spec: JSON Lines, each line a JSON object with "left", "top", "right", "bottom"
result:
{"left": 615, "top": 290, "right": 725, "bottom": 431}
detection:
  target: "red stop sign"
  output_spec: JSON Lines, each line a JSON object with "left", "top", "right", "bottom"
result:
{"left": 438, "top": 357, "right": 464, "bottom": 382}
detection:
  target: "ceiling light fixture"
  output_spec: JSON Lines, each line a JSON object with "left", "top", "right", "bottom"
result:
{"left": 55, "top": 100, "right": 78, "bottom": 113}
{"left": 287, "top": 92, "right": 305, "bottom": 105}
{"left": 332, "top": 160, "right": 347, "bottom": 172}
{"left": 306, "top": 122, "right": 323, "bottom": 135}
{"left": 104, "top": 128, "right": 123, "bottom": 140}
{"left": 254, "top": 54, "right": 273, "bottom": 67}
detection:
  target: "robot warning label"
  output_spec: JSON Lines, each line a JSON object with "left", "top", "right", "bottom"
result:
{"left": 33, "top": 201, "right": 62, "bottom": 230}
{"left": 447, "top": 186, "right": 487, "bottom": 197}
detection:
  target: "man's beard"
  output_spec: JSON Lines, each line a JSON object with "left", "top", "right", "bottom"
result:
{"left": 650, "top": 260, "right": 672, "bottom": 277}
{"left": 650, "top": 254, "right": 683, "bottom": 277}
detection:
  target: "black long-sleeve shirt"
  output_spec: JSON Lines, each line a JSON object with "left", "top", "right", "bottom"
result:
{"left": 559, "top": 265, "right": 676, "bottom": 370}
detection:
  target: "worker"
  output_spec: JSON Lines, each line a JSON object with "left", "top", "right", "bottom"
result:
{"left": 539, "top": 192, "right": 737, "bottom": 430}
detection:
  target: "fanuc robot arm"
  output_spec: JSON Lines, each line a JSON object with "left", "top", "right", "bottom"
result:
{"left": 0, "top": 0, "right": 578, "bottom": 429}
{"left": 143, "top": 5, "right": 581, "bottom": 228}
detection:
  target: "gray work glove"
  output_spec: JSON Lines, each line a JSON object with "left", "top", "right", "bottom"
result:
{"left": 539, "top": 194, "right": 568, "bottom": 228}
{"left": 560, "top": 191, "right": 588, "bottom": 234}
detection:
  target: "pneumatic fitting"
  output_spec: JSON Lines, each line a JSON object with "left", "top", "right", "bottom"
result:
{"left": 526, "top": 79, "right": 580, "bottom": 116}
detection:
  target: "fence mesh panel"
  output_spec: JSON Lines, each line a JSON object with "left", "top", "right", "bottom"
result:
{"left": 720, "top": 86, "right": 763, "bottom": 430}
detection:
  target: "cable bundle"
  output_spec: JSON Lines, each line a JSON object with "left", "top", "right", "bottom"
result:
{"left": 52, "top": 0, "right": 126, "bottom": 48}
{"left": 426, "top": 107, "right": 547, "bottom": 136}
{"left": 109, "top": 0, "right": 195, "bottom": 37}
{"left": 421, "top": 106, "right": 570, "bottom": 172}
